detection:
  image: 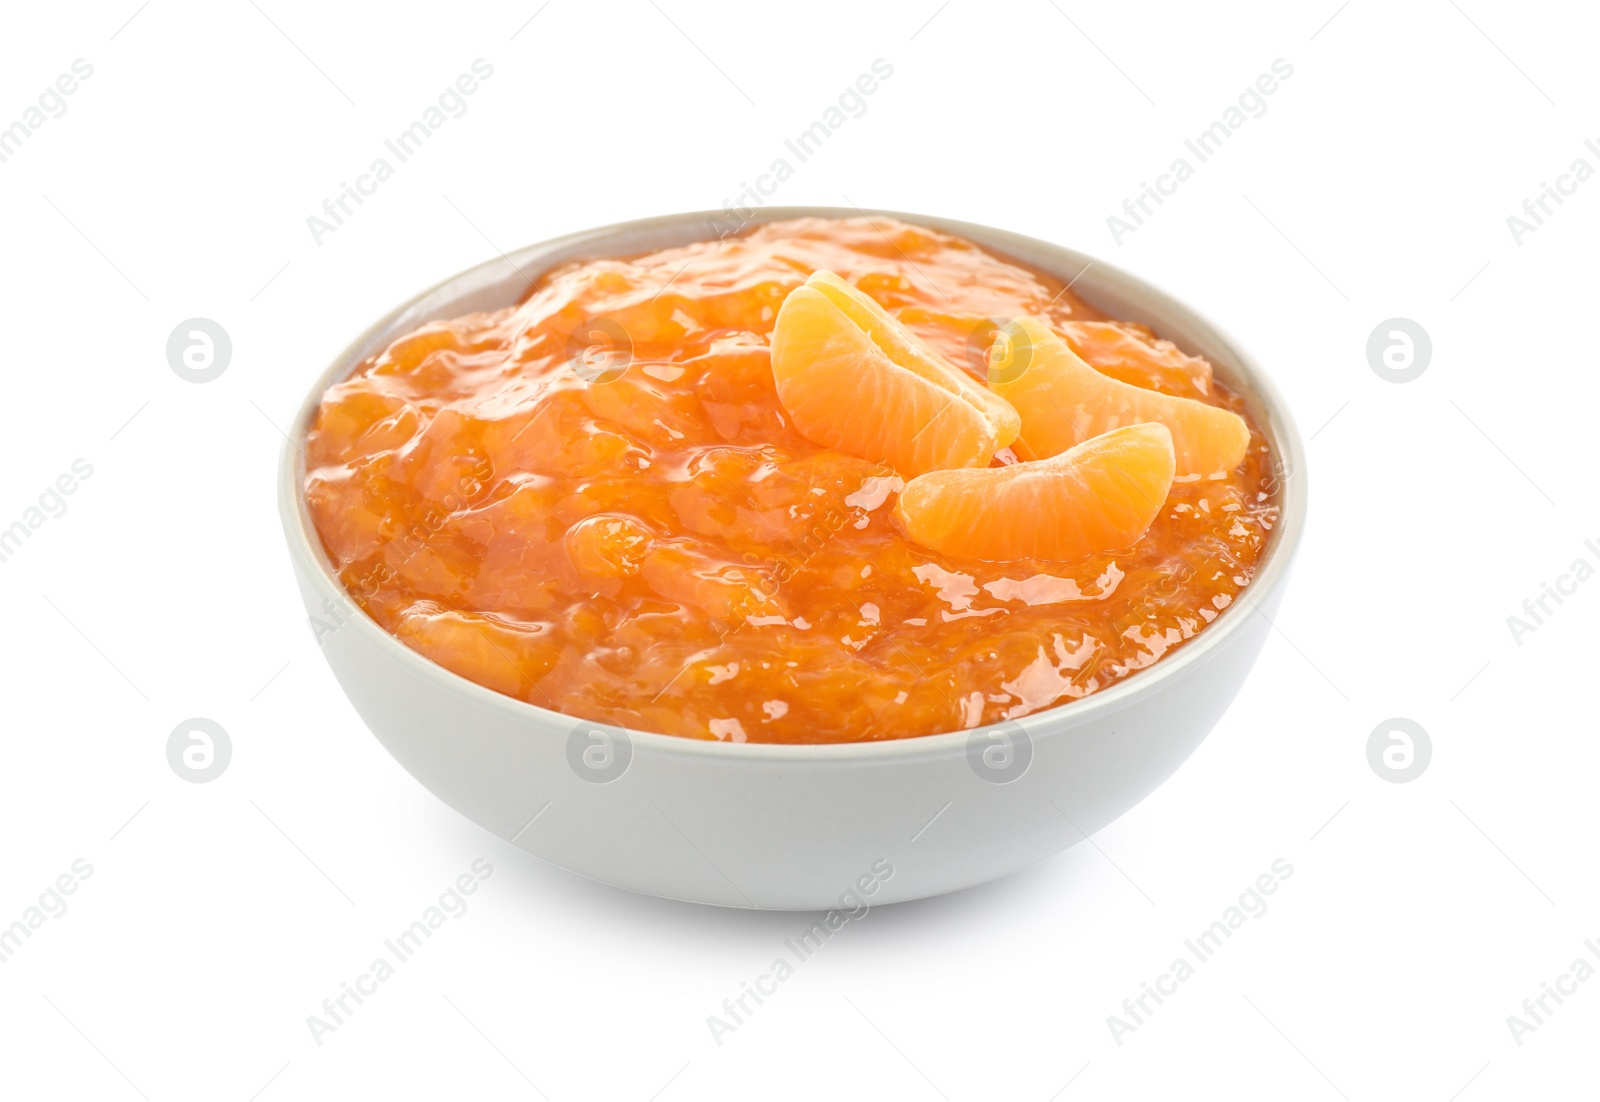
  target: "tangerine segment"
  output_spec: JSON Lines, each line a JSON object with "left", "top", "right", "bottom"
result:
{"left": 769, "top": 271, "right": 1019, "bottom": 478}
{"left": 894, "top": 423, "right": 1176, "bottom": 562}
{"left": 988, "top": 318, "right": 1249, "bottom": 477}
{"left": 805, "top": 272, "right": 1019, "bottom": 434}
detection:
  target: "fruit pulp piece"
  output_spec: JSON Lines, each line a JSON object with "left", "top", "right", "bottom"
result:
{"left": 390, "top": 603, "right": 560, "bottom": 701}
{"left": 893, "top": 423, "right": 1177, "bottom": 562}
{"left": 987, "top": 317, "right": 1248, "bottom": 477}
{"left": 769, "top": 270, "right": 1020, "bottom": 478}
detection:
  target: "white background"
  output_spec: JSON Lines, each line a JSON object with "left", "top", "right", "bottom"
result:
{"left": 2, "top": 1, "right": 1596, "bottom": 1098}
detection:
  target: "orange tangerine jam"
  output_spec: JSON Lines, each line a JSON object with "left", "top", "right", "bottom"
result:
{"left": 304, "top": 217, "right": 1279, "bottom": 744}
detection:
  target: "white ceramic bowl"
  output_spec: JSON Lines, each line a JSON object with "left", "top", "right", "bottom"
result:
{"left": 277, "top": 207, "right": 1307, "bottom": 910}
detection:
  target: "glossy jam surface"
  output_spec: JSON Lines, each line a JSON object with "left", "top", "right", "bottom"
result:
{"left": 304, "top": 217, "right": 1279, "bottom": 743}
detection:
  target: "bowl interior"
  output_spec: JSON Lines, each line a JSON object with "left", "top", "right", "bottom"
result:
{"left": 280, "top": 206, "right": 1307, "bottom": 758}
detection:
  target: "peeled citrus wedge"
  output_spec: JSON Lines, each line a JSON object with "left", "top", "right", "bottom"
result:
{"left": 893, "top": 423, "right": 1176, "bottom": 562}
{"left": 770, "top": 271, "right": 1020, "bottom": 478}
{"left": 988, "top": 317, "right": 1249, "bottom": 477}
